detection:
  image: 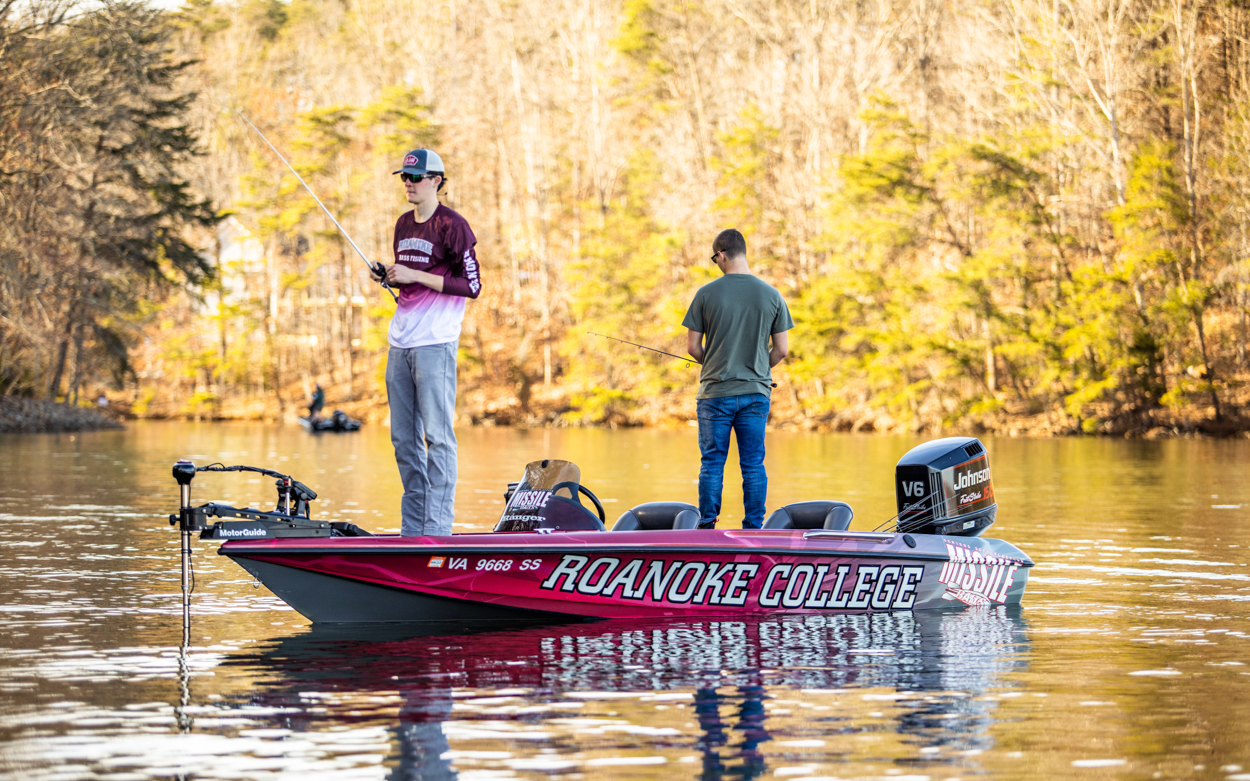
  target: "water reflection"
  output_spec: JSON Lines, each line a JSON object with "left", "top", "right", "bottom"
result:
{"left": 218, "top": 607, "right": 1028, "bottom": 778}
{"left": 393, "top": 688, "right": 455, "bottom": 781}
{"left": 693, "top": 674, "right": 768, "bottom": 779}
{"left": 7, "top": 425, "right": 1250, "bottom": 778}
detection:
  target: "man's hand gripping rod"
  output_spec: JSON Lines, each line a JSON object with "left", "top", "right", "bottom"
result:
{"left": 236, "top": 110, "right": 397, "bottom": 302}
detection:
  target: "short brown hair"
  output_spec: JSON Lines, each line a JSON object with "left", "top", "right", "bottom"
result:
{"left": 712, "top": 229, "right": 746, "bottom": 258}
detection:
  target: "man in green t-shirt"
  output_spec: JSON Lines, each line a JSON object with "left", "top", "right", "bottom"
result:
{"left": 682, "top": 229, "right": 794, "bottom": 529}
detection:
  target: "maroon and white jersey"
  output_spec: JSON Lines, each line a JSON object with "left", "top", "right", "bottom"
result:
{"left": 389, "top": 204, "right": 481, "bottom": 348}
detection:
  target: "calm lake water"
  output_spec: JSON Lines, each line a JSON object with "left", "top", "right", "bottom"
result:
{"left": 2, "top": 422, "right": 1250, "bottom": 780}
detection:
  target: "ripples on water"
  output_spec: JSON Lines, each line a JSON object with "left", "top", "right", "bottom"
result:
{"left": 3, "top": 611, "right": 1029, "bottom": 780}
{"left": 1, "top": 423, "right": 1249, "bottom": 779}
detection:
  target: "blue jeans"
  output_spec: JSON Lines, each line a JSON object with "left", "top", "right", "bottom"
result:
{"left": 697, "top": 393, "right": 770, "bottom": 528}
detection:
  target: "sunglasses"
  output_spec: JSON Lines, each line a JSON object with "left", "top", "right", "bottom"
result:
{"left": 400, "top": 172, "right": 440, "bottom": 184}
{"left": 710, "top": 251, "right": 722, "bottom": 262}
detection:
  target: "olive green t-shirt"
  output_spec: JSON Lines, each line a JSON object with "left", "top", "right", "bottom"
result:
{"left": 682, "top": 274, "right": 794, "bottom": 400}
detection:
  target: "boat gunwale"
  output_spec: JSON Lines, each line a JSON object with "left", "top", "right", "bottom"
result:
{"left": 218, "top": 540, "right": 1034, "bottom": 567}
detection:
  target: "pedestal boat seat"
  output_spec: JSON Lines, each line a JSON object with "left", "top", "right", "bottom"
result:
{"left": 762, "top": 500, "right": 853, "bottom": 531}
{"left": 611, "top": 502, "right": 700, "bottom": 531}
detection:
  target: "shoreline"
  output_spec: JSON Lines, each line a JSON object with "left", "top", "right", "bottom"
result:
{"left": 7, "top": 386, "right": 1245, "bottom": 438}
{"left": 0, "top": 398, "right": 125, "bottom": 433}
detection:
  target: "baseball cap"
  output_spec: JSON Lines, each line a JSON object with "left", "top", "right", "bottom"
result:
{"left": 393, "top": 148, "right": 445, "bottom": 176}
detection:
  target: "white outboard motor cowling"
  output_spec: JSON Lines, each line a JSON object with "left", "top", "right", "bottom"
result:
{"left": 894, "top": 437, "right": 996, "bottom": 537}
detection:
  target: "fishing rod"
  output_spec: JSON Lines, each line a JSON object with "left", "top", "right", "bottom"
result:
{"left": 588, "top": 331, "right": 780, "bottom": 387}
{"left": 236, "top": 110, "right": 397, "bottom": 302}
{"left": 589, "top": 332, "right": 696, "bottom": 366}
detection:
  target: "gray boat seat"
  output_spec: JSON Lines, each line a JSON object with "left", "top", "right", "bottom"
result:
{"left": 612, "top": 501, "right": 701, "bottom": 531}
{"left": 763, "top": 500, "right": 853, "bottom": 531}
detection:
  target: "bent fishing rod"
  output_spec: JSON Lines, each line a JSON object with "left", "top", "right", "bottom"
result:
{"left": 236, "top": 110, "right": 397, "bottom": 302}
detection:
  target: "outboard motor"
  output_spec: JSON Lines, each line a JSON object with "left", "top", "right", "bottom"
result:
{"left": 894, "top": 437, "right": 995, "bottom": 536}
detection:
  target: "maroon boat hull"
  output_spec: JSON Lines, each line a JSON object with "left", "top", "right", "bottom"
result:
{"left": 220, "top": 529, "right": 1032, "bottom": 624}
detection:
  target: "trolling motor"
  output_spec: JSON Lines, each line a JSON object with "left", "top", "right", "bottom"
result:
{"left": 169, "top": 462, "right": 369, "bottom": 643}
{"left": 892, "top": 437, "right": 996, "bottom": 537}
{"left": 169, "top": 461, "right": 371, "bottom": 540}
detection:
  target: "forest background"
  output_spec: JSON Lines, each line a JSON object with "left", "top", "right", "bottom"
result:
{"left": 4, "top": 0, "right": 1250, "bottom": 436}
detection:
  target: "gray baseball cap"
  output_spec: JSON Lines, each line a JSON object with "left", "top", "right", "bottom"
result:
{"left": 393, "top": 148, "right": 445, "bottom": 176}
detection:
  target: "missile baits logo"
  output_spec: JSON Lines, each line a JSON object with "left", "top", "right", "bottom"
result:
{"left": 938, "top": 540, "right": 1023, "bottom": 605}
{"left": 404, "top": 154, "right": 418, "bottom": 167}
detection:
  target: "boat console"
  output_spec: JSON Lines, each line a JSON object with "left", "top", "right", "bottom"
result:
{"left": 493, "top": 459, "right": 607, "bottom": 532}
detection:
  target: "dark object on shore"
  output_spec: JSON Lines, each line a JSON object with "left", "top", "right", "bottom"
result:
{"left": 298, "top": 409, "right": 362, "bottom": 433}
{"left": 0, "top": 397, "right": 124, "bottom": 433}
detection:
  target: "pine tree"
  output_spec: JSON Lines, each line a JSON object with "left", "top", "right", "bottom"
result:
{"left": 0, "top": 0, "right": 217, "bottom": 401}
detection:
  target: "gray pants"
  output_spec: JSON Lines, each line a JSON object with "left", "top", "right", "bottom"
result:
{"left": 386, "top": 343, "right": 458, "bottom": 536}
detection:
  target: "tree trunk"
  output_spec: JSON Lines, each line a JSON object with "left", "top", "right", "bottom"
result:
{"left": 46, "top": 310, "right": 75, "bottom": 402}
{"left": 984, "top": 318, "right": 996, "bottom": 392}
{"left": 216, "top": 231, "right": 228, "bottom": 405}
{"left": 69, "top": 323, "right": 85, "bottom": 406}
{"left": 1194, "top": 308, "right": 1222, "bottom": 421}
{"left": 1239, "top": 272, "right": 1247, "bottom": 368}
{"left": 273, "top": 342, "right": 284, "bottom": 418}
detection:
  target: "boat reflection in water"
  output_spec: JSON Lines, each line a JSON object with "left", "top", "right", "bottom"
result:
{"left": 224, "top": 606, "right": 1029, "bottom": 779}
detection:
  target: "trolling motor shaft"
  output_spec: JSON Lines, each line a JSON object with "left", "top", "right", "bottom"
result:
{"left": 172, "top": 460, "right": 197, "bottom": 640}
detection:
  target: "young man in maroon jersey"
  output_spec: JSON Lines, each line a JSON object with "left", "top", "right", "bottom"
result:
{"left": 371, "top": 148, "right": 482, "bottom": 536}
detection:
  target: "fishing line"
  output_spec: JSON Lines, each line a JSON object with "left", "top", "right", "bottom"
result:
{"left": 185, "top": 538, "right": 196, "bottom": 595}
{"left": 873, "top": 485, "right": 945, "bottom": 533}
{"left": 235, "top": 110, "right": 398, "bottom": 302}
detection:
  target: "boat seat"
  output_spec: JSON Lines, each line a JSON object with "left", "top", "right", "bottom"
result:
{"left": 611, "top": 502, "right": 701, "bottom": 531}
{"left": 763, "top": 500, "right": 853, "bottom": 531}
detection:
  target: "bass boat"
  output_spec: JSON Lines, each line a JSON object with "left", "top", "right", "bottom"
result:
{"left": 297, "top": 409, "right": 362, "bottom": 433}
{"left": 169, "top": 437, "right": 1031, "bottom": 624}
